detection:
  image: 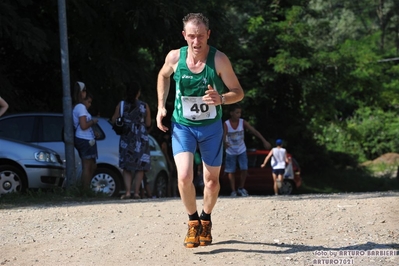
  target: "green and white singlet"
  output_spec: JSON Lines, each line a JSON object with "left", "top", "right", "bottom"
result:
{"left": 172, "top": 46, "right": 225, "bottom": 126}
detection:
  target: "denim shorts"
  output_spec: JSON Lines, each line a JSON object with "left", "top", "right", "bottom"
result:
{"left": 171, "top": 121, "right": 223, "bottom": 167}
{"left": 74, "top": 137, "right": 98, "bottom": 160}
{"left": 272, "top": 168, "right": 285, "bottom": 175}
{"left": 224, "top": 151, "right": 248, "bottom": 173}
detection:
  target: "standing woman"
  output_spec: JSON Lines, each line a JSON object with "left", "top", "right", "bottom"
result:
{"left": 112, "top": 82, "right": 151, "bottom": 199}
{"left": 72, "top": 81, "right": 98, "bottom": 189}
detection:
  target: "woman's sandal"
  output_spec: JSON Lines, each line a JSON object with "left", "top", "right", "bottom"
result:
{"left": 120, "top": 194, "right": 131, "bottom": 200}
{"left": 133, "top": 194, "right": 141, "bottom": 199}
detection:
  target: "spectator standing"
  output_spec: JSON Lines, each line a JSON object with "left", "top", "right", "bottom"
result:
{"left": 0, "top": 96, "right": 9, "bottom": 117}
{"left": 72, "top": 83, "right": 98, "bottom": 189}
{"left": 223, "top": 103, "right": 271, "bottom": 197}
{"left": 112, "top": 82, "right": 151, "bottom": 200}
{"left": 156, "top": 13, "right": 244, "bottom": 248}
{"left": 261, "top": 139, "right": 289, "bottom": 195}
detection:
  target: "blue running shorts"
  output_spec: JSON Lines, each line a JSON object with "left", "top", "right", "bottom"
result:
{"left": 171, "top": 121, "right": 223, "bottom": 167}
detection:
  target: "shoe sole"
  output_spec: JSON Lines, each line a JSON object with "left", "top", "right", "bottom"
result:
{"left": 199, "top": 240, "right": 212, "bottom": 246}
{"left": 184, "top": 242, "right": 200, "bottom": 248}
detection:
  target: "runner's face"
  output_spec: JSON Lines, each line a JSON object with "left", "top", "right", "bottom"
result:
{"left": 182, "top": 21, "right": 210, "bottom": 54}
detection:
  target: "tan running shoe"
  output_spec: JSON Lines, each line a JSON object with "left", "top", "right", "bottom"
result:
{"left": 184, "top": 220, "right": 201, "bottom": 248}
{"left": 200, "top": 220, "right": 212, "bottom": 246}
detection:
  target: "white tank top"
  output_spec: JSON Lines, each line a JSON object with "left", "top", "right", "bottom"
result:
{"left": 225, "top": 119, "right": 246, "bottom": 155}
{"left": 271, "top": 147, "right": 286, "bottom": 169}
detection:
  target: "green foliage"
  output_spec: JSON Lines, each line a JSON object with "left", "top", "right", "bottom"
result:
{"left": 313, "top": 121, "right": 366, "bottom": 162}
{"left": 350, "top": 107, "right": 399, "bottom": 159}
{"left": 381, "top": 64, "right": 399, "bottom": 107}
{"left": 0, "top": 0, "right": 234, "bottom": 116}
{"left": 313, "top": 107, "right": 399, "bottom": 162}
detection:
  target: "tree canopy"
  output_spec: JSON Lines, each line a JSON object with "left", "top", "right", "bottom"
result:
{"left": 1, "top": 0, "right": 398, "bottom": 170}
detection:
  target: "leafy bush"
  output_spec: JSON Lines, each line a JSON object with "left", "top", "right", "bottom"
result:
{"left": 313, "top": 107, "right": 399, "bottom": 163}
{"left": 350, "top": 107, "right": 399, "bottom": 159}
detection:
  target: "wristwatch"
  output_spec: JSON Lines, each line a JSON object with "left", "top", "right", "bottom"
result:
{"left": 220, "top": 94, "right": 226, "bottom": 105}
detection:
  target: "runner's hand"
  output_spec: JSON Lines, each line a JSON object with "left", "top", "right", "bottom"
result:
{"left": 203, "top": 84, "right": 222, "bottom": 106}
{"left": 156, "top": 108, "right": 168, "bottom": 132}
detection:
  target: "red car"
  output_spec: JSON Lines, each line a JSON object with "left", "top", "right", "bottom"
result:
{"left": 218, "top": 149, "right": 302, "bottom": 196}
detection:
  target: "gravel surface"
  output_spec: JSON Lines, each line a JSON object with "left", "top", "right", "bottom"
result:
{"left": 1, "top": 191, "right": 398, "bottom": 266}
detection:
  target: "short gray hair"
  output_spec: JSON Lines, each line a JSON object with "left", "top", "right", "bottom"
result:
{"left": 182, "top": 13, "right": 209, "bottom": 31}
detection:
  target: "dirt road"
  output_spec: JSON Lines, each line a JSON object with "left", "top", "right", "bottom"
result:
{"left": 1, "top": 191, "right": 398, "bottom": 266}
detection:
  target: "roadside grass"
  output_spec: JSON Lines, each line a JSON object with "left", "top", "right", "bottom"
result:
{"left": 299, "top": 164, "right": 399, "bottom": 194}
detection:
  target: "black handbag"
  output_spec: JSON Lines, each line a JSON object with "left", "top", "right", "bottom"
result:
{"left": 112, "top": 101, "right": 126, "bottom": 135}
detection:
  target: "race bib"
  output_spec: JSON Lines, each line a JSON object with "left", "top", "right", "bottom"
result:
{"left": 181, "top": 96, "right": 216, "bottom": 121}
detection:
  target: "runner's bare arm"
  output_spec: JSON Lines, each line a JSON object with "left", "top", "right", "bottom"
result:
{"left": 156, "top": 49, "right": 180, "bottom": 132}
{"left": 214, "top": 50, "right": 244, "bottom": 104}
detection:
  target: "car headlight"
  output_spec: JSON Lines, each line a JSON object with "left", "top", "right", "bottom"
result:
{"left": 35, "top": 151, "right": 58, "bottom": 163}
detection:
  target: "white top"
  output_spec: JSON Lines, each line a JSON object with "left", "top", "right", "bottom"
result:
{"left": 225, "top": 118, "right": 246, "bottom": 155}
{"left": 73, "top": 103, "right": 95, "bottom": 140}
{"left": 271, "top": 147, "right": 286, "bottom": 169}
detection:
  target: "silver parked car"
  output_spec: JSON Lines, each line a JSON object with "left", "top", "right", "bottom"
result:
{"left": 0, "top": 137, "right": 65, "bottom": 195}
{"left": 0, "top": 113, "right": 169, "bottom": 197}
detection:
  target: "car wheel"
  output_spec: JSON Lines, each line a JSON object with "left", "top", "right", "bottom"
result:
{"left": 153, "top": 172, "right": 168, "bottom": 198}
{"left": 92, "top": 167, "right": 121, "bottom": 197}
{"left": 279, "top": 180, "right": 295, "bottom": 195}
{"left": 0, "top": 165, "right": 27, "bottom": 194}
